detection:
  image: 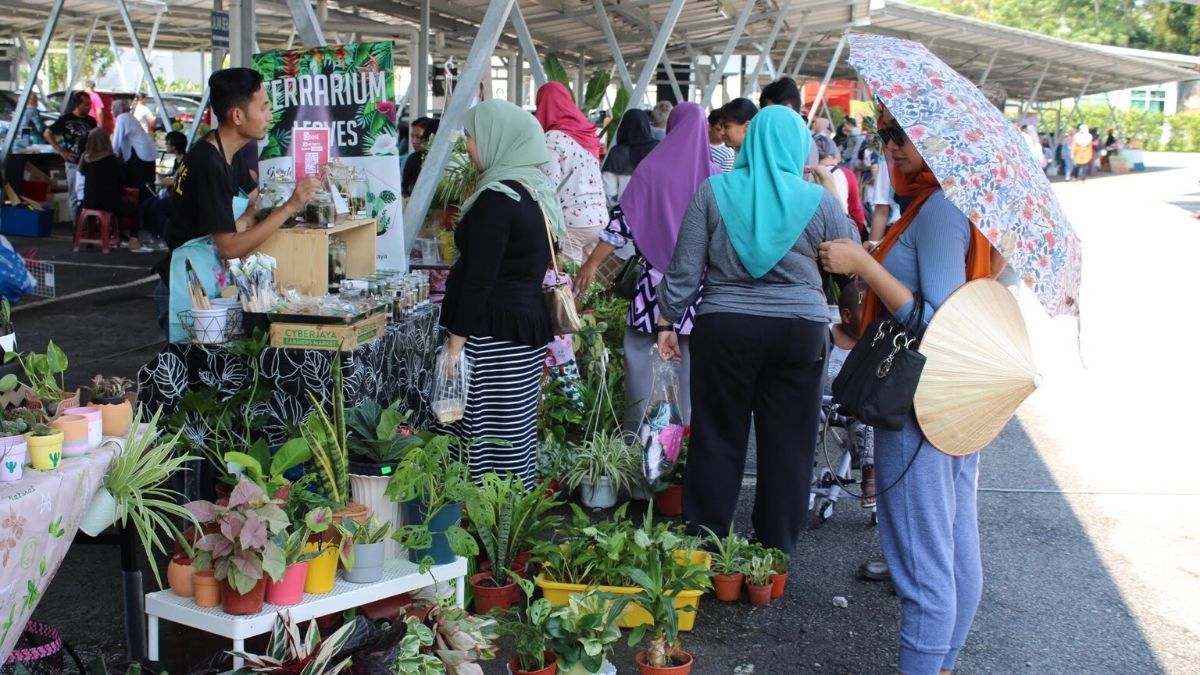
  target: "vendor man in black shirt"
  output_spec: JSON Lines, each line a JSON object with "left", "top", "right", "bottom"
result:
{"left": 168, "top": 67, "right": 318, "bottom": 256}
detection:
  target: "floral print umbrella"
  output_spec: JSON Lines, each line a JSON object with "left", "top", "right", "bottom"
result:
{"left": 848, "top": 33, "right": 1082, "bottom": 317}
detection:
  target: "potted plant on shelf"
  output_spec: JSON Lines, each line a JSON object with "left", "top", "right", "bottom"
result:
{"left": 168, "top": 527, "right": 203, "bottom": 597}
{"left": 625, "top": 554, "right": 701, "bottom": 674}
{"left": 0, "top": 407, "right": 39, "bottom": 482}
{"left": 4, "top": 341, "right": 73, "bottom": 415}
{"left": 564, "top": 429, "right": 640, "bottom": 509}
{"left": 385, "top": 432, "right": 478, "bottom": 571}
{"left": 224, "top": 437, "right": 310, "bottom": 501}
{"left": 340, "top": 514, "right": 393, "bottom": 583}
{"left": 299, "top": 357, "right": 368, "bottom": 523}
{"left": 229, "top": 612, "right": 355, "bottom": 674}
{"left": 498, "top": 579, "right": 558, "bottom": 675}
{"left": 545, "top": 591, "right": 631, "bottom": 675}
{"left": 89, "top": 374, "right": 135, "bottom": 437}
{"left": 185, "top": 477, "right": 289, "bottom": 615}
{"left": 427, "top": 602, "right": 500, "bottom": 673}
{"left": 264, "top": 519, "right": 324, "bottom": 606}
{"left": 466, "top": 471, "right": 562, "bottom": 613}
{"left": 345, "top": 398, "right": 427, "bottom": 556}
{"left": 24, "top": 421, "right": 64, "bottom": 471}
{"left": 744, "top": 555, "right": 774, "bottom": 607}
{"left": 79, "top": 410, "right": 200, "bottom": 590}
{"left": 703, "top": 527, "right": 748, "bottom": 603}
{"left": 299, "top": 505, "right": 349, "bottom": 594}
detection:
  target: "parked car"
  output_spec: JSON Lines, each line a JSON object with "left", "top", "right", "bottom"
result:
{"left": 0, "top": 90, "right": 58, "bottom": 142}
{"left": 46, "top": 90, "right": 195, "bottom": 133}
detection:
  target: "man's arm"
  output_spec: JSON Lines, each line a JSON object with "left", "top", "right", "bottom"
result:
{"left": 41, "top": 128, "right": 73, "bottom": 162}
{"left": 214, "top": 178, "right": 319, "bottom": 259}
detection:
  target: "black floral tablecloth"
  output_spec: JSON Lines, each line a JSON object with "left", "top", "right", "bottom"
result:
{"left": 137, "top": 305, "right": 443, "bottom": 447}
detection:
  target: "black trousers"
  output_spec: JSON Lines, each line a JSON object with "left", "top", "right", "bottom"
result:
{"left": 682, "top": 312, "right": 827, "bottom": 553}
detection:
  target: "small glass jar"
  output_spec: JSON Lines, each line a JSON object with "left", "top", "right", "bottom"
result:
{"left": 327, "top": 237, "right": 347, "bottom": 292}
{"left": 305, "top": 191, "right": 335, "bottom": 228}
{"left": 351, "top": 167, "right": 369, "bottom": 217}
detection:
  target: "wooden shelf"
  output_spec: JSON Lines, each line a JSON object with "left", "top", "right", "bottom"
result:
{"left": 255, "top": 218, "right": 377, "bottom": 296}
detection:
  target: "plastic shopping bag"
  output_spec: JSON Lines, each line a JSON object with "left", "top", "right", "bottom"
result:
{"left": 639, "top": 349, "right": 686, "bottom": 482}
{"left": 433, "top": 345, "right": 470, "bottom": 425}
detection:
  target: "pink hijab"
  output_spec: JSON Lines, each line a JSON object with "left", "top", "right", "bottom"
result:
{"left": 618, "top": 102, "right": 721, "bottom": 273}
{"left": 534, "top": 82, "right": 602, "bottom": 159}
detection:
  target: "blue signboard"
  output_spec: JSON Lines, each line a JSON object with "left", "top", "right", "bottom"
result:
{"left": 212, "top": 11, "right": 230, "bottom": 49}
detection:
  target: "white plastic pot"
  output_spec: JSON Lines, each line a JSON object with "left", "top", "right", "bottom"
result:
{"left": 80, "top": 487, "right": 117, "bottom": 536}
{"left": 580, "top": 477, "right": 617, "bottom": 510}
{"left": 190, "top": 307, "right": 230, "bottom": 344}
{"left": 0, "top": 436, "right": 26, "bottom": 482}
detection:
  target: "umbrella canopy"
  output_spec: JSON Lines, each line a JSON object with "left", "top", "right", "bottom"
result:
{"left": 847, "top": 33, "right": 1082, "bottom": 317}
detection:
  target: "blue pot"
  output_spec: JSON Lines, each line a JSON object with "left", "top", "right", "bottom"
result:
{"left": 402, "top": 500, "right": 463, "bottom": 565}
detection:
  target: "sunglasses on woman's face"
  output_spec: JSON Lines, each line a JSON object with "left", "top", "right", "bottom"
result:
{"left": 878, "top": 125, "right": 908, "bottom": 147}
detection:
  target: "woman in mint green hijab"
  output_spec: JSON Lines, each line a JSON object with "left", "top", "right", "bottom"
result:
{"left": 440, "top": 99, "right": 559, "bottom": 489}
{"left": 653, "top": 104, "right": 858, "bottom": 554}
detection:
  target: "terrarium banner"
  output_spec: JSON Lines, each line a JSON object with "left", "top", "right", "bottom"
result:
{"left": 252, "top": 41, "right": 406, "bottom": 269}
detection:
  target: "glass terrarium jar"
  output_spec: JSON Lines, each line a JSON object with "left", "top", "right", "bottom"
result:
{"left": 305, "top": 191, "right": 335, "bottom": 228}
{"left": 327, "top": 237, "right": 347, "bottom": 292}
{"left": 351, "top": 168, "right": 369, "bottom": 217}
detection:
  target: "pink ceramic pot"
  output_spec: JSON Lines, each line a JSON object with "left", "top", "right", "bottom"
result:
{"left": 265, "top": 562, "right": 309, "bottom": 606}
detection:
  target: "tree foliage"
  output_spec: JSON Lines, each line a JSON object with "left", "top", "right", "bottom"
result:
{"left": 914, "top": 0, "right": 1200, "bottom": 55}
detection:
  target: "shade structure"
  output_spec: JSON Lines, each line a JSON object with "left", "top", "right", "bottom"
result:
{"left": 914, "top": 279, "right": 1038, "bottom": 457}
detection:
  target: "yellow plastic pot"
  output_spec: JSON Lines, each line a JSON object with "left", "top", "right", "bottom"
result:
{"left": 303, "top": 542, "right": 339, "bottom": 594}
{"left": 25, "top": 431, "right": 65, "bottom": 471}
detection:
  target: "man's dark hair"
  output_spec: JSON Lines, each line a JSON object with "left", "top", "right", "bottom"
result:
{"left": 165, "top": 131, "right": 188, "bottom": 154}
{"left": 411, "top": 117, "right": 440, "bottom": 135}
{"left": 844, "top": 117, "right": 857, "bottom": 127}
{"left": 70, "top": 91, "right": 90, "bottom": 111}
{"left": 759, "top": 77, "right": 801, "bottom": 111}
{"left": 717, "top": 98, "right": 758, "bottom": 125}
{"left": 209, "top": 67, "right": 264, "bottom": 125}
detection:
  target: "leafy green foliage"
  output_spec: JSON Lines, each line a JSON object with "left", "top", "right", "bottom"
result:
{"left": 1, "top": 407, "right": 42, "bottom": 437}
{"left": 4, "top": 340, "right": 68, "bottom": 403}
{"left": 601, "top": 88, "right": 632, "bottom": 145}
{"left": 702, "top": 526, "right": 749, "bottom": 576}
{"left": 583, "top": 70, "right": 613, "bottom": 112}
{"left": 301, "top": 357, "right": 351, "bottom": 507}
{"left": 341, "top": 514, "right": 394, "bottom": 544}
{"left": 230, "top": 613, "right": 356, "bottom": 675}
{"left": 544, "top": 591, "right": 631, "bottom": 673}
{"left": 623, "top": 552, "right": 704, "bottom": 667}
{"left": 389, "top": 616, "right": 443, "bottom": 674}
{"left": 465, "top": 472, "right": 562, "bottom": 585}
{"left": 185, "top": 477, "right": 290, "bottom": 594}
{"left": 563, "top": 428, "right": 640, "bottom": 496}
{"left": 497, "top": 578, "right": 556, "bottom": 671}
{"left": 345, "top": 399, "right": 426, "bottom": 464}
{"left": 744, "top": 554, "right": 774, "bottom": 586}
{"left": 385, "top": 433, "right": 480, "bottom": 570}
{"left": 543, "top": 54, "right": 574, "bottom": 91}
{"left": 428, "top": 603, "right": 500, "bottom": 672}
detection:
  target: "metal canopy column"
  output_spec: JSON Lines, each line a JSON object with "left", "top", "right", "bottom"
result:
{"left": 416, "top": 0, "right": 429, "bottom": 118}
{"left": 630, "top": 0, "right": 686, "bottom": 107}
{"left": 115, "top": 0, "right": 170, "bottom": 139}
{"left": 403, "top": 0, "right": 517, "bottom": 248}
{"left": 777, "top": 12, "right": 807, "bottom": 82}
{"left": 704, "top": 0, "right": 755, "bottom": 106}
{"left": 593, "top": 0, "right": 632, "bottom": 90}
{"left": 511, "top": 3, "right": 546, "bottom": 90}
{"left": 1, "top": 0, "right": 66, "bottom": 163}
{"left": 228, "top": 0, "right": 256, "bottom": 66}
{"left": 808, "top": 32, "right": 846, "bottom": 117}
{"left": 977, "top": 49, "right": 1000, "bottom": 85}
{"left": 575, "top": 55, "right": 587, "bottom": 107}
{"left": 741, "top": 0, "right": 793, "bottom": 97}
{"left": 662, "top": 52, "right": 684, "bottom": 102}
{"left": 285, "top": 0, "right": 328, "bottom": 47}
{"left": 1018, "top": 62, "right": 1050, "bottom": 117}
{"left": 1062, "top": 72, "right": 1094, "bottom": 130}
{"left": 788, "top": 38, "right": 813, "bottom": 78}
{"left": 106, "top": 26, "right": 129, "bottom": 90}
{"left": 134, "top": 11, "right": 164, "bottom": 92}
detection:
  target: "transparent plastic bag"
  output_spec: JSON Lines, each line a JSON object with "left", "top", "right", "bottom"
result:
{"left": 432, "top": 346, "right": 470, "bottom": 425}
{"left": 639, "top": 349, "right": 686, "bottom": 481}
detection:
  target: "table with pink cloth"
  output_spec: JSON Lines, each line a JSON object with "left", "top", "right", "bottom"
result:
{"left": 0, "top": 443, "right": 117, "bottom": 661}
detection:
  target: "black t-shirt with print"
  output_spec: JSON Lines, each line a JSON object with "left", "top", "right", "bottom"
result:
{"left": 167, "top": 135, "right": 257, "bottom": 251}
{"left": 48, "top": 112, "right": 96, "bottom": 156}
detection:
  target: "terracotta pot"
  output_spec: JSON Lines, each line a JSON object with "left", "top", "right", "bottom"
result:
{"left": 746, "top": 582, "right": 772, "bottom": 607}
{"left": 332, "top": 501, "right": 370, "bottom": 524}
{"left": 25, "top": 430, "right": 64, "bottom": 471}
{"left": 266, "top": 562, "right": 309, "bottom": 606}
{"left": 712, "top": 573, "right": 744, "bottom": 602}
{"left": 404, "top": 601, "right": 435, "bottom": 625}
{"left": 50, "top": 414, "right": 89, "bottom": 458}
{"left": 220, "top": 576, "right": 268, "bottom": 615}
{"left": 193, "top": 570, "right": 220, "bottom": 607}
{"left": 470, "top": 572, "right": 518, "bottom": 614}
{"left": 770, "top": 571, "right": 788, "bottom": 599}
{"left": 510, "top": 652, "right": 558, "bottom": 675}
{"left": 167, "top": 558, "right": 195, "bottom": 597}
{"left": 94, "top": 398, "right": 132, "bottom": 438}
{"left": 636, "top": 649, "right": 693, "bottom": 675}
{"left": 61, "top": 407, "right": 102, "bottom": 449}
{"left": 304, "top": 542, "right": 339, "bottom": 594}
{"left": 654, "top": 484, "right": 684, "bottom": 517}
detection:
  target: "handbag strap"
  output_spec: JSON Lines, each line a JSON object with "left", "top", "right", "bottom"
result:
{"left": 540, "top": 206, "right": 562, "bottom": 279}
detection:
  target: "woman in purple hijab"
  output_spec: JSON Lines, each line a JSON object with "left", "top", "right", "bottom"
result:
{"left": 576, "top": 102, "right": 720, "bottom": 431}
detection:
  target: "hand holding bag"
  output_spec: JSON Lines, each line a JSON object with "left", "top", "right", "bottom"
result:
{"left": 831, "top": 290, "right": 926, "bottom": 431}
{"left": 541, "top": 209, "right": 583, "bottom": 335}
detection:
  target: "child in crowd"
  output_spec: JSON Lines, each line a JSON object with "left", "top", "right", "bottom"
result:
{"left": 825, "top": 279, "right": 876, "bottom": 509}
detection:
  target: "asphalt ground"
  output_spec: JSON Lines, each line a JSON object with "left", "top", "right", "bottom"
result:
{"left": 12, "top": 153, "right": 1200, "bottom": 674}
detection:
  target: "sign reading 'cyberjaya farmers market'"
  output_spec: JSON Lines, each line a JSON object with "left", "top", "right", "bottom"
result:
{"left": 252, "top": 41, "right": 406, "bottom": 269}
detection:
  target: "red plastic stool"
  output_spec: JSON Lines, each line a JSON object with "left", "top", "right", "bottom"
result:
{"left": 74, "top": 209, "right": 115, "bottom": 253}
{"left": 119, "top": 187, "right": 140, "bottom": 241}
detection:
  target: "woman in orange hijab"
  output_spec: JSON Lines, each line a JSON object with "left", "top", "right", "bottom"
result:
{"left": 818, "top": 104, "right": 991, "bottom": 675}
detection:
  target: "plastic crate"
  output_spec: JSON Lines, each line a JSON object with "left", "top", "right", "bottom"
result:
{"left": 1, "top": 206, "right": 54, "bottom": 238}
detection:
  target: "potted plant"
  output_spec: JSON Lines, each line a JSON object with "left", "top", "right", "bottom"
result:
{"left": 346, "top": 398, "right": 427, "bottom": 557}
{"left": 0, "top": 298, "right": 15, "bottom": 353}
{"left": 340, "top": 514, "right": 394, "bottom": 583}
{"left": 299, "top": 357, "right": 368, "bottom": 523}
{"left": 224, "top": 437, "right": 310, "bottom": 501}
{"left": 299, "top": 505, "right": 348, "bottom": 594}
{"left": 431, "top": 134, "right": 480, "bottom": 231}
{"left": 24, "top": 422, "right": 63, "bottom": 471}
{"left": 185, "top": 477, "right": 289, "bottom": 615}
{"left": 264, "top": 520, "right": 324, "bottom": 606}
{"left": 625, "top": 555, "right": 700, "bottom": 674}
{"left": 466, "top": 472, "right": 562, "bottom": 613}
{"left": 385, "top": 433, "right": 478, "bottom": 571}
{"left": 652, "top": 427, "right": 688, "bottom": 517}
{"left": 544, "top": 591, "right": 630, "bottom": 675}
{"left": 168, "top": 527, "right": 203, "bottom": 597}
{"left": 79, "top": 410, "right": 200, "bottom": 590}
{"left": 390, "top": 616, "right": 444, "bottom": 674}
{"left": 4, "top": 341, "right": 73, "bottom": 415}
{"left": 564, "top": 429, "right": 640, "bottom": 509}
{"left": 0, "top": 407, "right": 39, "bottom": 482}
{"left": 427, "top": 603, "right": 500, "bottom": 673}
{"left": 703, "top": 527, "right": 747, "bottom": 603}
{"left": 744, "top": 555, "right": 774, "bottom": 607}
{"left": 90, "top": 374, "right": 134, "bottom": 437}
{"left": 769, "top": 548, "right": 790, "bottom": 599}
{"left": 498, "top": 579, "right": 558, "bottom": 675}
{"left": 229, "top": 612, "right": 355, "bottom": 674}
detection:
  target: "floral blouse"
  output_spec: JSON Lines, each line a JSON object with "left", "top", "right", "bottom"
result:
{"left": 599, "top": 206, "right": 698, "bottom": 335}
{"left": 540, "top": 130, "right": 608, "bottom": 231}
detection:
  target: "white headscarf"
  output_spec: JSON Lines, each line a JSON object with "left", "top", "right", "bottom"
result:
{"left": 1074, "top": 124, "right": 1093, "bottom": 147}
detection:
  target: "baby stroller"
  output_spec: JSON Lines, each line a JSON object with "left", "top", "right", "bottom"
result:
{"left": 809, "top": 399, "right": 877, "bottom": 528}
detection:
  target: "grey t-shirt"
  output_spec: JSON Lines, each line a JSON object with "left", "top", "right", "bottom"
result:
{"left": 657, "top": 180, "right": 860, "bottom": 324}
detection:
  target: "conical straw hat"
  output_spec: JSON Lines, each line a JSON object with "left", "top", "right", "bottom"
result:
{"left": 914, "top": 279, "right": 1038, "bottom": 456}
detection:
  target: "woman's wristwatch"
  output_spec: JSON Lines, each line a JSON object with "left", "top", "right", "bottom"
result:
{"left": 653, "top": 324, "right": 676, "bottom": 334}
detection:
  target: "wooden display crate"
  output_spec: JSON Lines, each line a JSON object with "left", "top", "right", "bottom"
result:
{"left": 255, "top": 218, "right": 377, "bottom": 296}
{"left": 269, "top": 312, "right": 386, "bottom": 351}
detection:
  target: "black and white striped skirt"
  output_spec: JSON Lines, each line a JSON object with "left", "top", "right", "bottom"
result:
{"left": 444, "top": 336, "right": 543, "bottom": 488}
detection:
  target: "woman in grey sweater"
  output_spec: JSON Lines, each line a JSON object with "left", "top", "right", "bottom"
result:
{"left": 655, "top": 105, "right": 859, "bottom": 553}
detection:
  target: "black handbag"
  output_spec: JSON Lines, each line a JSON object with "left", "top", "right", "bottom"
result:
{"left": 610, "top": 253, "right": 646, "bottom": 300}
{"left": 831, "top": 290, "right": 926, "bottom": 431}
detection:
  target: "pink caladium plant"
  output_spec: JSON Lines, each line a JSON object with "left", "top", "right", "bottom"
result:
{"left": 184, "top": 477, "right": 289, "bottom": 595}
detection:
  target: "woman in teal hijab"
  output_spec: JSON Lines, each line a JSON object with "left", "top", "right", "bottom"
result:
{"left": 440, "top": 99, "right": 559, "bottom": 489}
{"left": 653, "top": 104, "right": 858, "bottom": 554}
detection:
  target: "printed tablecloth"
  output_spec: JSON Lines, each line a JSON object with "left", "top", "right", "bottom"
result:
{"left": 0, "top": 444, "right": 117, "bottom": 661}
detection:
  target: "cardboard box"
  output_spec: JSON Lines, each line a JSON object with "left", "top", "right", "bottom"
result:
{"left": 1, "top": 206, "right": 54, "bottom": 237}
{"left": 269, "top": 313, "right": 386, "bottom": 351}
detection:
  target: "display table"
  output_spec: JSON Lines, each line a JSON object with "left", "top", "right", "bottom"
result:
{"left": 0, "top": 442, "right": 118, "bottom": 661}
{"left": 145, "top": 557, "right": 467, "bottom": 670}
{"left": 137, "top": 304, "right": 443, "bottom": 450}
